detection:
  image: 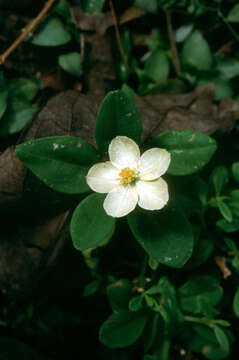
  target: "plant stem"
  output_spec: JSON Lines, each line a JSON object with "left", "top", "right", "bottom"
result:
{"left": 0, "top": 0, "right": 58, "bottom": 64}
{"left": 161, "top": 334, "right": 171, "bottom": 360}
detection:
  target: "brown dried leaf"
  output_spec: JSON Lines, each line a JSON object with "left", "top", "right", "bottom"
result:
{"left": 0, "top": 146, "right": 26, "bottom": 205}
{"left": 0, "top": 211, "right": 69, "bottom": 296}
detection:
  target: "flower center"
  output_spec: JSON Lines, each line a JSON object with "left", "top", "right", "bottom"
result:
{"left": 118, "top": 167, "right": 138, "bottom": 185}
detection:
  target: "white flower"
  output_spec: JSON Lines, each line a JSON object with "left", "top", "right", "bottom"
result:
{"left": 86, "top": 136, "right": 171, "bottom": 218}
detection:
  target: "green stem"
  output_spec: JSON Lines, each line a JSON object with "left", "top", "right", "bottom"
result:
{"left": 161, "top": 334, "right": 171, "bottom": 360}
{"left": 184, "top": 315, "right": 230, "bottom": 328}
{"left": 184, "top": 315, "right": 211, "bottom": 326}
{"left": 218, "top": 11, "right": 239, "bottom": 42}
{"left": 139, "top": 255, "right": 148, "bottom": 288}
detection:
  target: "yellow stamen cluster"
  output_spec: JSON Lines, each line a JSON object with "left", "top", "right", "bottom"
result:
{"left": 118, "top": 167, "right": 138, "bottom": 185}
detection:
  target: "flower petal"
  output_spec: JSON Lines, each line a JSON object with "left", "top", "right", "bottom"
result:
{"left": 103, "top": 185, "right": 138, "bottom": 217}
{"left": 109, "top": 136, "right": 140, "bottom": 170}
{"left": 136, "top": 178, "right": 169, "bottom": 210}
{"left": 86, "top": 161, "right": 119, "bottom": 193}
{"left": 139, "top": 148, "right": 171, "bottom": 181}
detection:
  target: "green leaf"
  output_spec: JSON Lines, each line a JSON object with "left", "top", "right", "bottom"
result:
{"left": 233, "top": 286, "right": 239, "bottom": 317}
{"left": 224, "top": 237, "right": 238, "bottom": 251}
{"left": 70, "top": 193, "right": 115, "bottom": 250}
{"left": 156, "top": 277, "right": 183, "bottom": 324}
{"left": 227, "top": 3, "right": 239, "bottom": 23}
{"left": 217, "top": 218, "right": 239, "bottom": 233}
{"left": 197, "top": 76, "right": 234, "bottom": 100}
{"left": 95, "top": 90, "right": 142, "bottom": 153}
{"left": 175, "top": 23, "right": 193, "bottom": 43}
{"left": 128, "top": 206, "right": 194, "bottom": 268}
{"left": 0, "top": 97, "right": 36, "bottom": 136}
{"left": 194, "top": 177, "right": 209, "bottom": 206}
{"left": 82, "top": 0, "right": 105, "bottom": 14}
{"left": 8, "top": 78, "right": 39, "bottom": 101}
{"left": 83, "top": 279, "right": 101, "bottom": 296}
{"left": 58, "top": 52, "right": 81, "bottom": 78}
{"left": 232, "top": 162, "right": 239, "bottom": 183}
{"left": 144, "top": 50, "right": 169, "bottom": 82}
{"left": 135, "top": 0, "right": 158, "bottom": 14}
{"left": 213, "top": 325, "right": 230, "bottom": 352}
{"left": 210, "top": 166, "right": 228, "bottom": 196}
{"left": 54, "top": 0, "right": 71, "bottom": 20}
{"left": 0, "top": 72, "right": 8, "bottom": 119}
{"left": 16, "top": 136, "right": 100, "bottom": 194}
{"left": 107, "top": 279, "right": 132, "bottom": 311}
{"left": 216, "top": 57, "right": 239, "bottom": 79}
{"left": 31, "top": 16, "right": 71, "bottom": 46}
{"left": 218, "top": 201, "right": 233, "bottom": 223}
{"left": 148, "top": 130, "right": 217, "bottom": 175}
{"left": 186, "top": 235, "right": 214, "bottom": 269}
{"left": 178, "top": 276, "right": 223, "bottom": 317}
{"left": 128, "top": 295, "right": 143, "bottom": 312}
{"left": 227, "top": 189, "right": 239, "bottom": 218}
{"left": 182, "top": 30, "right": 212, "bottom": 71}
{"left": 183, "top": 324, "right": 230, "bottom": 359}
{"left": 99, "top": 310, "right": 147, "bottom": 348}
{"left": 121, "top": 84, "right": 137, "bottom": 99}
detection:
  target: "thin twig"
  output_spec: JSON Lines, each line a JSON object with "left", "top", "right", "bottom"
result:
{"left": 0, "top": 0, "right": 58, "bottom": 65}
{"left": 164, "top": 8, "right": 181, "bottom": 75}
{"left": 109, "top": 0, "right": 130, "bottom": 72}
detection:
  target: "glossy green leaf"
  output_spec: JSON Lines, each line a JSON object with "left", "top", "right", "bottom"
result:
{"left": 217, "top": 218, "right": 239, "bottom": 233}
{"left": 227, "top": 3, "right": 239, "bottom": 23}
{"left": 213, "top": 325, "right": 230, "bottom": 352}
{"left": 70, "top": 193, "right": 115, "bottom": 250}
{"left": 82, "top": 0, "right": 105, "bottom": 14}
{"left": 121, "top": 84, "right": 137, "bottom": 99}
{"left": 149, "top": 130, "right": 217, "bottom": 175}
{"left": 178, "top": 276, "right": 223, "bottom": 317}
{"left": 216, "top": 57, "right": 239, "bottom": 79}
{"left": 0, "top": 98, "right": 36, "bottom": 136}
{"left": 144, "top": 50, "right": 169, "bottom": 82}
{"left": 175, "top": 24, "right": 193, "bottom": 43}
{"left": 227, "top": 190, "right": 239, "bottom": 218}
{"left": 95, "top": 90, "right": 142, "bottom": 153}
{"left": 186, "top": 235, "right": 214, "bottom": 269}
{"left": 58, "top": 52, "right": 81, "bottom": 78}
{"left": 99, "top": 310, "right": 147, "bottom": 348}
{"left": 233, "top": 286, "right": 239, "bottom": 317}
{"left": 128, "top": 295, "right": 143, "bottom": 312}
{"left": 135, "top": 0, "right": 158, "bottom": 14}
{"left": 182, "top": 30, "right": 212, "bottom": 71}
{"left": 224, "top": 237, "right": 238, "bottom": 251}
{"left": 0, "top": 72, "right": 8, "bottom": 119}
{"left": 210, "top": 166, "right": 228, "bottom": 196}
{"left": 232, "top": 162, "right": 239, "bottom": 183}
{"left": 128, "top": 206, "right": 194, "bottom": 268}
{"left": 8, "top": 78, "right": 39, "bottom": 101}
{"left": 16, "top": 136, "right": 100, "bottom": 193}
{"left": 31, "top": 16, "right": 71, "bottom": 46}
{"left": 54, "top": 0, "right": 71, "bottom": 20}
{"left": 218, "top": 201, "right": 233, "bottom": 223}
